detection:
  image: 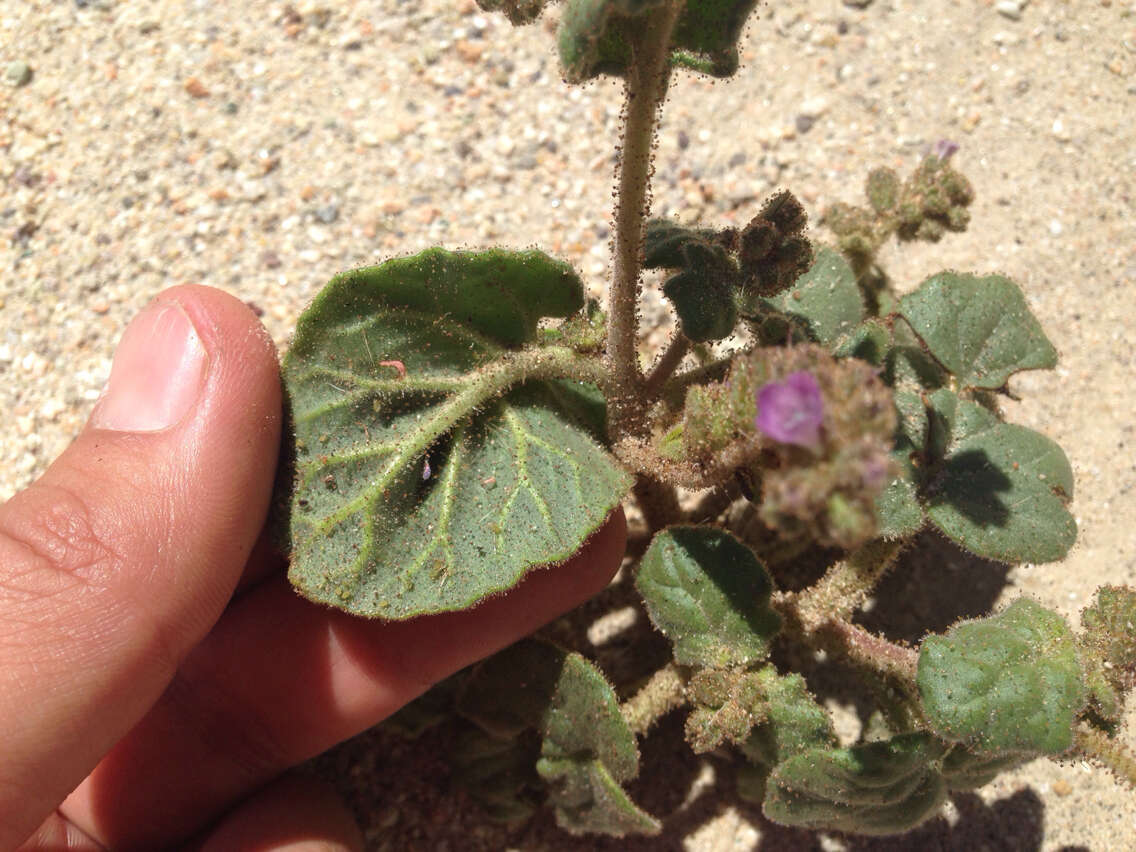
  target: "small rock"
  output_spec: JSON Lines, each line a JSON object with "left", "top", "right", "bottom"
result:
{"left": 314, "top": 203, "right": 340, "bottom": 224}
{"left": 4, "top": 61, "right": 33, "bottom": 88}
{"left": 798, "top": 96, "right": 829, "bottom": 119}
{"left": 261, "top": 250, "right": 282, "bottom": 269}
{"left": 677, "top": 129, "right": 690, "bottom": 150}
{"left": 1052, "top": 778, "right": 1072, "bottom": 796}
{"left": 1051, "top": 118, "right": 1071, "bottom": 141}
{"left": 842, "top": 0, "right": 873, "bottom": 7}
{"left": 455, "top": 40, "right": 484, "bottom": 63}
{"left": 995, "top": 0, "right": 1025, "bottom": 20}
{"left": 184, "top": 76, "right": 210, "bottom": 98}
{"left": 795, "top": 114, "right": 816, "bottom": 134}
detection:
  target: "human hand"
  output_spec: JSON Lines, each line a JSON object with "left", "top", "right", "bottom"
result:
{"left": 1, "top": 286, "right": 627, "bottom": 851}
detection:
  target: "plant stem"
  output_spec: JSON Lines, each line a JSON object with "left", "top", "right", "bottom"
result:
{"left": 795, "top": 538, "right": 903, "bottom": 628}
{"left": 644, "top": 333, "right": 690, "bottom": 398}
{"left": 606, "top": 1, "right": 682, "bottom": 440}
{"left": 622, "top": 662, "right": 687, "bottom": 737}
{"left": 818, "top": 618, "right": 919, "bottom": 686}
{"left": 632, "top": 475, "right": 682, "bottom": 531}
{"left": 1074, "top": 723, "right": 1136, "bottom": 791}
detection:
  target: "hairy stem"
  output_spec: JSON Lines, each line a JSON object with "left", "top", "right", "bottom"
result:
{"left": 1074, "top": 723, "right": 1136, "bottom": 791}
{"left": 606, "top": 1, "right": 682, "bottom": 440}
{"left": 818, "top": 618, "right": 919, "bottom": 686}
{"left": 633, "top": 475, "right": 682, "bottom": 531}
{"left": 644, "top": 333, "right": 690, "bottom": 399}
{"left": 622, "top": 662, "right": 687, "bottom": 737}
{"left": 795, "top": 538, "right": 903, "bottom": 628}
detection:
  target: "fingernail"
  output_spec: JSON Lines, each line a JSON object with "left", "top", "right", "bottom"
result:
{"left": 92, "top": 300, "right": 208, "bottom": 432}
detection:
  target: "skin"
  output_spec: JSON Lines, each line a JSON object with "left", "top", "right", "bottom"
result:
{"left": 0, "top": 286, "right": 627, "bottom": 851}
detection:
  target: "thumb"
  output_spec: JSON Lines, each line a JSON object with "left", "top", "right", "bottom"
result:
{"left": 0, "top": 285, "right": 281, "bottom": 848}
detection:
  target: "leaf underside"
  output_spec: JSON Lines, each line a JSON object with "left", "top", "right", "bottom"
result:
{"left": 281, "top": 249, "right": 631, "bottom": 619}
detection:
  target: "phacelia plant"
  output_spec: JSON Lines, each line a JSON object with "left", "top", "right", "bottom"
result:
{"left": 273, "top": 1, "right": 1136, "bottom": 840}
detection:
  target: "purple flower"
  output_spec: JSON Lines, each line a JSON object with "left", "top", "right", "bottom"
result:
{"left": 932, "top": 139, "right": 960, "bottom": 162}
{"left": 756, "top": 371, "right": 825, "bottom": 449}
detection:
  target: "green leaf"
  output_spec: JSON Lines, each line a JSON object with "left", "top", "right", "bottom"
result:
{"left": 887, "top": 317, "right": 949, "bottom": 391}
{"left": 660, "top": 240, "right": 739, "bottom": 342}
{"left": 282, "top": 249, "right": 631, "bottom": 619}
{"left": 938, "top": 745, "right": 1031, "bottom": 791}
{"left": 558, "top": 0, "right": 760, "bottom": 82}
{"left": 898, "top": 272, "right": 1058, "bottom": 389}
{"left": 763, "top": 733, "right": 948, "bottom": 836}
{"left": 538, "top": 756, "right": 661, "bottom": 836}
{"left": 923, "top": 390, "right": 1075, "bottom": 563}
{"left": 1078, "top": 585, "right": 1136, "bottom": 720}
{"left": 833, "top": 317, "right": 891, "bottom": 366}
{"left": 917, "top": 598, "right": 1087, "bottom": 754}
{"left": 670, "top": 0, "right": 761, "bottom": 78}
{"left": 458, "top": 640, "right": 660, "bottom": 836}
{"left": 643, "top": 219, "right": 722, "bottom": 269}
{"left": 450, "top": 725, "right": 541, "bottom": 824}
{"left": 763, "top": 247, "right": 865, "bottom": 348}
{"left": 874, "top": 389, "right": 927, "bottom": 539}
{"left": 636, "top": 527, "right": 781, "bottom": 667}
{"left": 741, "top": 667, "right": 837, "bottom": 768}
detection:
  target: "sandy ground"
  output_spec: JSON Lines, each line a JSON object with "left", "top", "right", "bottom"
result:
{"left": 2, "top": 0, "right": 1134, "bottom": 848}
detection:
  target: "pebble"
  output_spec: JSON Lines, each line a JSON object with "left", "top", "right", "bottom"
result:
{"left": 184, "top": 76, "right": 210, "bottom": 98}
{"left": 4, "top": 61, "right": 33, "bottom": 88}
{"left": 996, "top": 0, "right": 1026, "bottom": 20}
{"left": 314, "top": 203, "right": 340, "bottom": 224}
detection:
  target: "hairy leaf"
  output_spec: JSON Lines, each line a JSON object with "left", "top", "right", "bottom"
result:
{"left": 660, "top": 240, "right": 739, "bottom": 342}
{"left": 874, "top": 389, "right": 926, "bottom": 539}
{"left": 763, "top": 733, "right": 948, "bottom": 836}
{"left": 281, "top": 249, "right": 631, "bottom": 618}
{"left": 458, "top": 640, "right": 659, "bottom": 836}
{"left": 637, "top": 527, "right": 781, "bottom": 667}
{"left": 763, "top": 247, "right": 865, "bottom": 347}
{"left": 898, "top": 272, "right": 1058, "bottom": 389}
{"left": 924, "top": 389, "right": 1075, "bottom": 563}
{"left": 450, "top": 725, "right": 542, "bottom": 824}
{"left": 938, "top": 745, "right": 1031, "bottom": 791}
{"left": 643, "top": 219, "right": 723, "bottom": 269}
{"left": 1080, "top": 586, "right": 1136, "bottom": 718}
{"left": 741, "top": 667, "right": 837, "bottom": 768}
{"left": 558, "top": 0, "right": 760, "bottom": 82}
{"left": 918, "top": 598, "right": 1087, "bottom": 754}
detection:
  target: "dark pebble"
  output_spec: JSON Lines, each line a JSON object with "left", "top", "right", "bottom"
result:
{"left": 314, "top": 204, "right": 340, "bottom": 224}
{"left": 677, "top": 129, "right": 690, "bottom": 150}
{"left": 795, "top": 114, "right": 816, "bottom": 134}
{"left": 261, "top": 250, "right": 282, "bottom": 269}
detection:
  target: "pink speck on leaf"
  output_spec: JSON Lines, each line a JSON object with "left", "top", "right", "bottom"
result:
{"left": 756, "top": 371, "right": 825, "bottom": 449}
